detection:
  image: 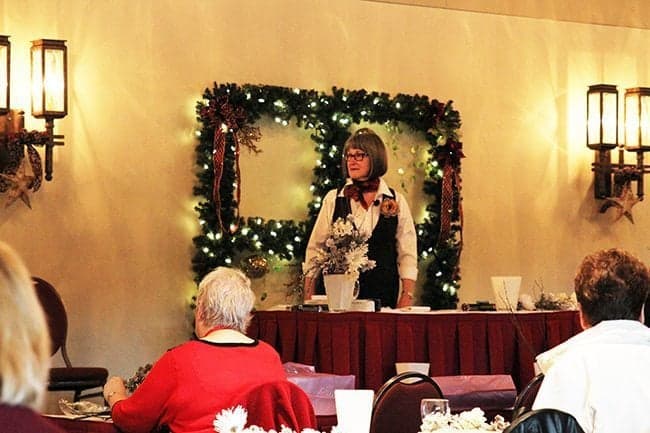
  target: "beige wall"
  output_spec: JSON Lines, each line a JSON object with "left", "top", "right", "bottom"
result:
{"left": 2, "top": 0, "right": 649, "bottom": 407}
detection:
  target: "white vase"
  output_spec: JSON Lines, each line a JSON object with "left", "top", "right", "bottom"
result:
{"left": 323, "top": 273, "right": 358, "bottom": 312}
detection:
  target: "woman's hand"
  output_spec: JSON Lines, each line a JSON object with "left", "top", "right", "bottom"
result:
{"left": 396, "top": 279, "right": 415, "bottom": 308}
{"left": 103, "top": 376, "right": 128, "bottom": 408}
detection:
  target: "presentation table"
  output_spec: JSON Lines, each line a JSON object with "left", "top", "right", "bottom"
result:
{"left": 248, "top": 309, "right": 580, "bottom": 391}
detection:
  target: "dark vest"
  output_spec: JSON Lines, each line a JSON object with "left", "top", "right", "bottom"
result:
{"left": 331, "top": 190, "right": 400, "bottom": 308}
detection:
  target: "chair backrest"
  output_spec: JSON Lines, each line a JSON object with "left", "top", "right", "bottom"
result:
{"left": 229, "top": 380, "right": 317, "bottom": 432}
{"left": 503, "top": 408, "right": 585, "bottom": 433}
{"left": 33, "top": 277, "right": 69, "bottom": 360}
{"left": 511, "top": 373, "right": 544, "bottom": 420}
{"left": 370, "top": 372, "right": 444, "bottom": 433}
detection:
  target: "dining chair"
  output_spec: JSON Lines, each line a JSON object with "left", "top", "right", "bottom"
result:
{"left": 502, "top": 408, "right": 585, "bottom": 433}
{"left": 370, "top": 371, "right": 444, "bottom": 433}
{"left": 33, "top": 277, "right": 109, "bottom": 401}
{"left": 229, "top": 380, "right": 317, "bottom": 431}
{"left": 510, "top": 373, "right": 545, "bottom": 420}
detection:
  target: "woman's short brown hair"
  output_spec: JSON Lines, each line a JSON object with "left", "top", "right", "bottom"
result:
{"left": 574, "top": 248, "right": 650, "bottom": 326}
{"left": 342, "top": 128, "right": 387, "bottom": 180}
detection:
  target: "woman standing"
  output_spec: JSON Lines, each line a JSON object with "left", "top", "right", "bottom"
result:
{"left": 303, "top": 128, "right": 418, "bottom": 309}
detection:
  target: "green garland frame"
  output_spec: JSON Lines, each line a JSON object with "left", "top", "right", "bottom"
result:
{"left": 192, "top": 83, "right": 463, "bottom": 309}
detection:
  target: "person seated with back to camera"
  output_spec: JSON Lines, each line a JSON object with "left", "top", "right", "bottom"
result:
{"left": 102, "top": 267, "right": 289, "bottom": 433}
{"left": 532, "top": 248, "right": 650, "bottom": 433}
{"left": 0, "top": 241, "right": 66, "bottom": 433}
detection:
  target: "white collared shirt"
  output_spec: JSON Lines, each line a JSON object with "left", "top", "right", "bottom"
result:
{"left": 303, "top": 178, "right": 418, "bottom": 281}
{"left": 533, "top": 320, "right": 650, "bottom": 433}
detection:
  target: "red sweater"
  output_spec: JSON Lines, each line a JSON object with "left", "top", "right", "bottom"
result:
{"left": 111, "top": 339, "right": 287, "bottom": 433}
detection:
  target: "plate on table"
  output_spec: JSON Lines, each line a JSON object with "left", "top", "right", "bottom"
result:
{"left": 58, "top": 399, "right": 109, "bottom": 417}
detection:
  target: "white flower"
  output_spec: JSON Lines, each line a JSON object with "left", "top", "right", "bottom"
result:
{"left": 306, "top": 215, "right": 375, "bottom": 277}
{"left": 450, "top": 408, "right": 487, "bottom": 430}
{"left": 418, "top": 408, "right": 509, "bottom": 433}
{"left": 419, "top": 412, "right": 453, "bottom": 432}
{"left": 214, "top": 405, "right": 248, "bottom": 433}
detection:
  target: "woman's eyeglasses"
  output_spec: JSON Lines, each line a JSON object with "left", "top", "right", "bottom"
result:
{"left": 344, "top": 152, "right": 368, "bottom": 161}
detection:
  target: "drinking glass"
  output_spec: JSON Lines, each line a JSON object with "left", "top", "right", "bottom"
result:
{"left": 420, "top": 398, "right": 450, "bottom": 420}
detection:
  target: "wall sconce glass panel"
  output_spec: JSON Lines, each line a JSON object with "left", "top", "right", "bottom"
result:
{"left": 624, "top": 87, "right": 650, "bottom": 150}
{"left": 0, "top": 35, "right": 9, "bottom": 114}
{"left": 31, "top": 39, "right": 67, "bottom": 119}
{"left": 587, "top": 84, "right": 618, "bottom": 149}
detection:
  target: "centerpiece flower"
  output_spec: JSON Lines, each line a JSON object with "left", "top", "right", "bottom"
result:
{"left": 213, "top": 405, "right": 328, "bottom": 433}
{"left": 305, "top": 215, "right": 376, "bottom": 280}
{"left": 419, "top": 408, "right": 509, "bottom": 433}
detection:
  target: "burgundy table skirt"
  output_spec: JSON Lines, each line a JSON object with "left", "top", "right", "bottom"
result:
{"left": 247, "top": 310, "right": 580, "bottom": 391}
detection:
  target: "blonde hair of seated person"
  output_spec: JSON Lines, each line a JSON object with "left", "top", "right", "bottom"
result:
{"left": 0, "top": 242, "right": 50, "bottom": 410}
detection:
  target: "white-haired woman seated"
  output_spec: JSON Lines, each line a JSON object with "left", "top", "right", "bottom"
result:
{"left": 103, "top": 267, "right": 289, "bottom": 433}
{"left": 0, "top": 242, "right": 65, "bottom": 432}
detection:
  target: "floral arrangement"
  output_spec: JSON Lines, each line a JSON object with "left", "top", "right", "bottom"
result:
{"left": 213, "top": 406, "right": 330, "bottom": 433}
{"left": 533, "top": 291, "right": 577, "bottom": 311}
{"left": 518, "top": 281, "right": 577, "bottom": 311}
{"left": 305, "top": 215, "right": 376, "bottom": 279}
{"left": 419, "top": 408, "right": 509, "bottom": 433}
{"left": 125, "top": 363, "right": 153, "bottom": 393}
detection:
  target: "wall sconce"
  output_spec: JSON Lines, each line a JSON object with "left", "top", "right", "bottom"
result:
{"left": 587, "top": 84, "right": 650, "bottom": 216}
{"left": 0, "top": 36, "right": 67, "bottom": 187}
